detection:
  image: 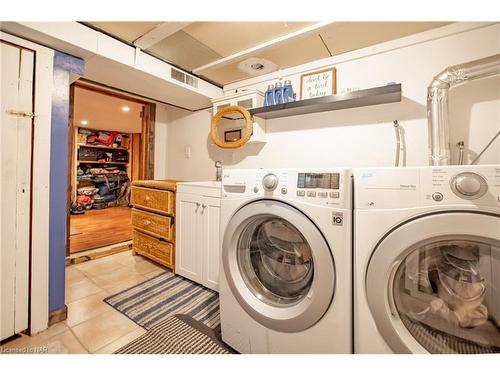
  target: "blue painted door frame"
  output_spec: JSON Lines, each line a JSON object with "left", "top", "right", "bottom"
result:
{"left": 49, "top": 51, "right": 84, "bottom": 313}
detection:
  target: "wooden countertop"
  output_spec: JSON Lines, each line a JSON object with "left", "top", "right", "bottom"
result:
{"left": 131, "top": 179, "right": 184, "bottom": 192}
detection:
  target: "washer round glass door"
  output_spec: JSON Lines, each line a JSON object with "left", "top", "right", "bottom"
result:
{"left": 222, "top": 200, "right": 335, "bottom": 332}
{"left": 366, "top": 211, "right": 500, "bottom": 353}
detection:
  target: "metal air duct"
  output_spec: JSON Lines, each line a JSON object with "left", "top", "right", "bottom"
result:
{"left": 427, "top": 53, "right": 500, "bottom": 165}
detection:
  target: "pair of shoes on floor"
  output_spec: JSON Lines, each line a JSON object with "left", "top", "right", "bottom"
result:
{"left": 70, "top": 203, "right": 85, "bottom": 215}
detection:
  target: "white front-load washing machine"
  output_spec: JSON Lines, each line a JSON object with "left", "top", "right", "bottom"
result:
{"left": 354, "top": 165, "right": 500, "bottom": 354}
{"left": 219, "top": 168, "right": 352, "bottom": 354}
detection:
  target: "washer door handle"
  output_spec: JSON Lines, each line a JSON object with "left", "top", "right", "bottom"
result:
{"left": 387, "top": 263, "right": 399, "bottom": 318}
{"left": 388, "top": 286, "right": 398, "bottom": 318}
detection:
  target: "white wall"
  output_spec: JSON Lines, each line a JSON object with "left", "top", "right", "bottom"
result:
{"left": 166, "top": 108, "right": 216, "bottom": 181}
{"left": 154, "top": 103, "right": 169, "bottom": 179}
{"left": 165, "top": 23, "right": 500, "bottom": 181}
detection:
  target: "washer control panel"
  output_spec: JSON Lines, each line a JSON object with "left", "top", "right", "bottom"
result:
{"left": 354, "top": 165, "right": 500, "bottom": 209}
{"left": 222, "top": 168, "right": 352, "bottom": 208}
{"left": 425, "top": 167, "right": 496, "bottom": 205}
{"left": 450, "top": 172, "right": 488, "bottom": 200}
{"left": 262, "top": 173, "right": 279, "bottom": 191}
{"left": 432, "top": 192, "right": 444, "bottom": 202}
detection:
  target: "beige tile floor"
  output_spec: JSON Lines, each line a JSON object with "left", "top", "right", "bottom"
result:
{"left": 0, "top": 250, "right": 167, "bottom": 354}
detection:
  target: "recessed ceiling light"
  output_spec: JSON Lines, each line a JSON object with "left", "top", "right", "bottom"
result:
{"left": 250, "top": 63, "right": 265, "bottom": 71}
{"left": 238, "top": 57, "right": 278, "bottom": 77}
{"left": 122, "top": 106, "right": 130, "bottom": 112}
{"left": 80, "top": 120, "right": 88, "bottom": 125}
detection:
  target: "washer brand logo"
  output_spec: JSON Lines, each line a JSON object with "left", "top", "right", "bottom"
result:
{"left": 332, "top": 212, "right": 343, "bottom": 226}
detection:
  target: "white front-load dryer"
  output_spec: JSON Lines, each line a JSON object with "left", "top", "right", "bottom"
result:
{"left": 219, "top": 168, "right": 352, "bottom": 354}
{"left": 354, "top": 165, "right": 500, "bottom": 354}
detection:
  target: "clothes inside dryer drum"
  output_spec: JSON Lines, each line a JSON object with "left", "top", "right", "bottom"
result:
{"left": 400, "top": 315, "right": 500, "bottom": 354}
{"left": 393, "top": 239, "right": 500, "bottom": 354}
{"left": 237, "top": 215, "right": 314, "bottom": 307}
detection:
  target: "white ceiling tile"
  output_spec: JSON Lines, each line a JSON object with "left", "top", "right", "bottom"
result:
{"left": 88, "top": 21, "right": 162, "bottom": 43}
{"left": 183, "top": 21, "right": 314, "bottom": 57}
{"left": 146, "top": 30, "right": 222, "bottom": 71}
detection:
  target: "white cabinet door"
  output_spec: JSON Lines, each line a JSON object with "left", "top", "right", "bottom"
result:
{"left": 200, "top": 197, "right": 221, "bottom": 291}
{"left": 175, "top": 188, "right": 221, "bottom": 292}
{"left": 1, "top": 42, "right": 34, "bottom": 340}
{"left": 175, "top": 193, "right": 203, "bottom": 284}
{"left": 212, "top": 90, "right": 264, "bottom": 115}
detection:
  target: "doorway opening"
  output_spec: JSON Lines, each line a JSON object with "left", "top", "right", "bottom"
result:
{"left": 67, "top": 82, "right": 155, "bottom": 256}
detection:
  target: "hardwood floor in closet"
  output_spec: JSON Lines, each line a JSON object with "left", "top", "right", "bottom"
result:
{"left": 69, "top": 206, "right": 133, "bottom": 254}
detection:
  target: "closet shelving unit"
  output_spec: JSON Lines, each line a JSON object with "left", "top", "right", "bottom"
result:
{"left": 249, "top": 83, "right": 402, "bottom": 119}
{"left": 76, "top": 143, "right": 129, "bottom": 150}
{"left": 72, "top": 130, "right": 132, "bottom": 202}
{"left": 77, "top": 143, "right": 129, "bottom": 166}
{"left": 78, "top": 161, "right": 128, "bottom": 165}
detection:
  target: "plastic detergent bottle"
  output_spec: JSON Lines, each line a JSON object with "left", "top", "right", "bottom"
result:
{"left": 274, "top": 82, "right": 284, "bottom": 104}
{"left": 264, "top": 84, "right": 275, "bottom": 106}
{"left": 283, "top": 80, "right": 294, "bottom": 103}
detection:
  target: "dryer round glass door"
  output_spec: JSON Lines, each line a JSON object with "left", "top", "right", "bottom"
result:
{"left": 222, "top": 199, "right": 335, "bottom": 333}
{"left": 365, "top": 211, "right": 500, "bottom": 354}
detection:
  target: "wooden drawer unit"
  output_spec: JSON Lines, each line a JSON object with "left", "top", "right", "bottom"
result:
{"left": 131, "top": 179, "right": 181, "bottom": 272}
{"left": 133, "top": 230, "right": 174, "bottom": 269}
{"left": 131, "top": 186, "right": 175, "bottom": 215}
{"left": 132, "top": 208, "right": 174, "bottom": 241}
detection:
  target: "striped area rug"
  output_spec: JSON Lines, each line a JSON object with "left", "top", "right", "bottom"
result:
{"left": 104, "top": 271, "right": 220, "bottom": 330}
{"left": 115, "top": 314, "right": 233, "bottom": 354}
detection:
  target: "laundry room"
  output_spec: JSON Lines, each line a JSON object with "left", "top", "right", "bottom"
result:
{"left": 1, "top": 1, "right": 499, "bottom": 372}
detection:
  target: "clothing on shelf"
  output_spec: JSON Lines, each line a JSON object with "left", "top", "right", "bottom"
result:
{"left": 75, "top": 166, "right": 130, "bottom": 209}
{"left": 74, "top": 127, "right": 132, "bottom": 210}
{"left": 78, "top": 128, "right": 125, "bottom": 148}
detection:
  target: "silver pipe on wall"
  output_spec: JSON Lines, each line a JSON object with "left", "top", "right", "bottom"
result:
{"left": 427, "top": 53, "right": 500, "bottom": 166}
{"left": 457, "top": 141, "right": 465, "bottom": 165}
{"left": 393, "top": 120, "right": 401, "bottom": 167}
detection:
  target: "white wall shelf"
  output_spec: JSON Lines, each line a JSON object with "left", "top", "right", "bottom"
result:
{"left": 249, "top": 84, "right": 402, "bottom": 120}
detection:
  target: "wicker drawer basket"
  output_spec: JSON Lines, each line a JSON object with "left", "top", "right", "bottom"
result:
{"left": 131, "top": 208, "right": 174, "bottom": 241}
{"left": 131, "top": 179, "right": 181, "bottom": 272}
{"left": 133, "top": 230, "right": 174, "bottom": 268}
{"left": 131, "top": 186, "right": 175, "bottom": 216}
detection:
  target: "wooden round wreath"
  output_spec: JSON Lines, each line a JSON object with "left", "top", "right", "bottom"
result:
{"left": 210, "top": 105, "right": 253, "bottom": 149}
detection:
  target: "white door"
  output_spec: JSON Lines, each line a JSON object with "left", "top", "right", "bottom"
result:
{"left": 175, "top": 193, "right": 202, "bottom": 284}
{"left": 222, "top": 199, "right": 335, "bottom": 333}
{"left": 365, "top": 211, "right": 500, "bottom": 354}
{"left": 200, "top": 196, "right": 220, "bottom": 291}
{"left": 1, "top": 41, "right": 34, "bottom": 340}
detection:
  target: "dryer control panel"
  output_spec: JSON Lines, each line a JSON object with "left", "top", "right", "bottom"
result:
{"left": 222, "top": 168, "right": 352, "bottom": 209}
{"left": 354, "top": 165, "right": 500, "bottom": 209}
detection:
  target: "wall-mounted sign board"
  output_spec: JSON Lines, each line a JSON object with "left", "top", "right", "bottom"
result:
{"left": 300, "top": 68, "right": 336, "bottom": 100}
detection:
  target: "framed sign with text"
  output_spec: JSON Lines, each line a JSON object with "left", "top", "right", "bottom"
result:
{"left": 300, "top": 68, "right": 336, "bottom": 100}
